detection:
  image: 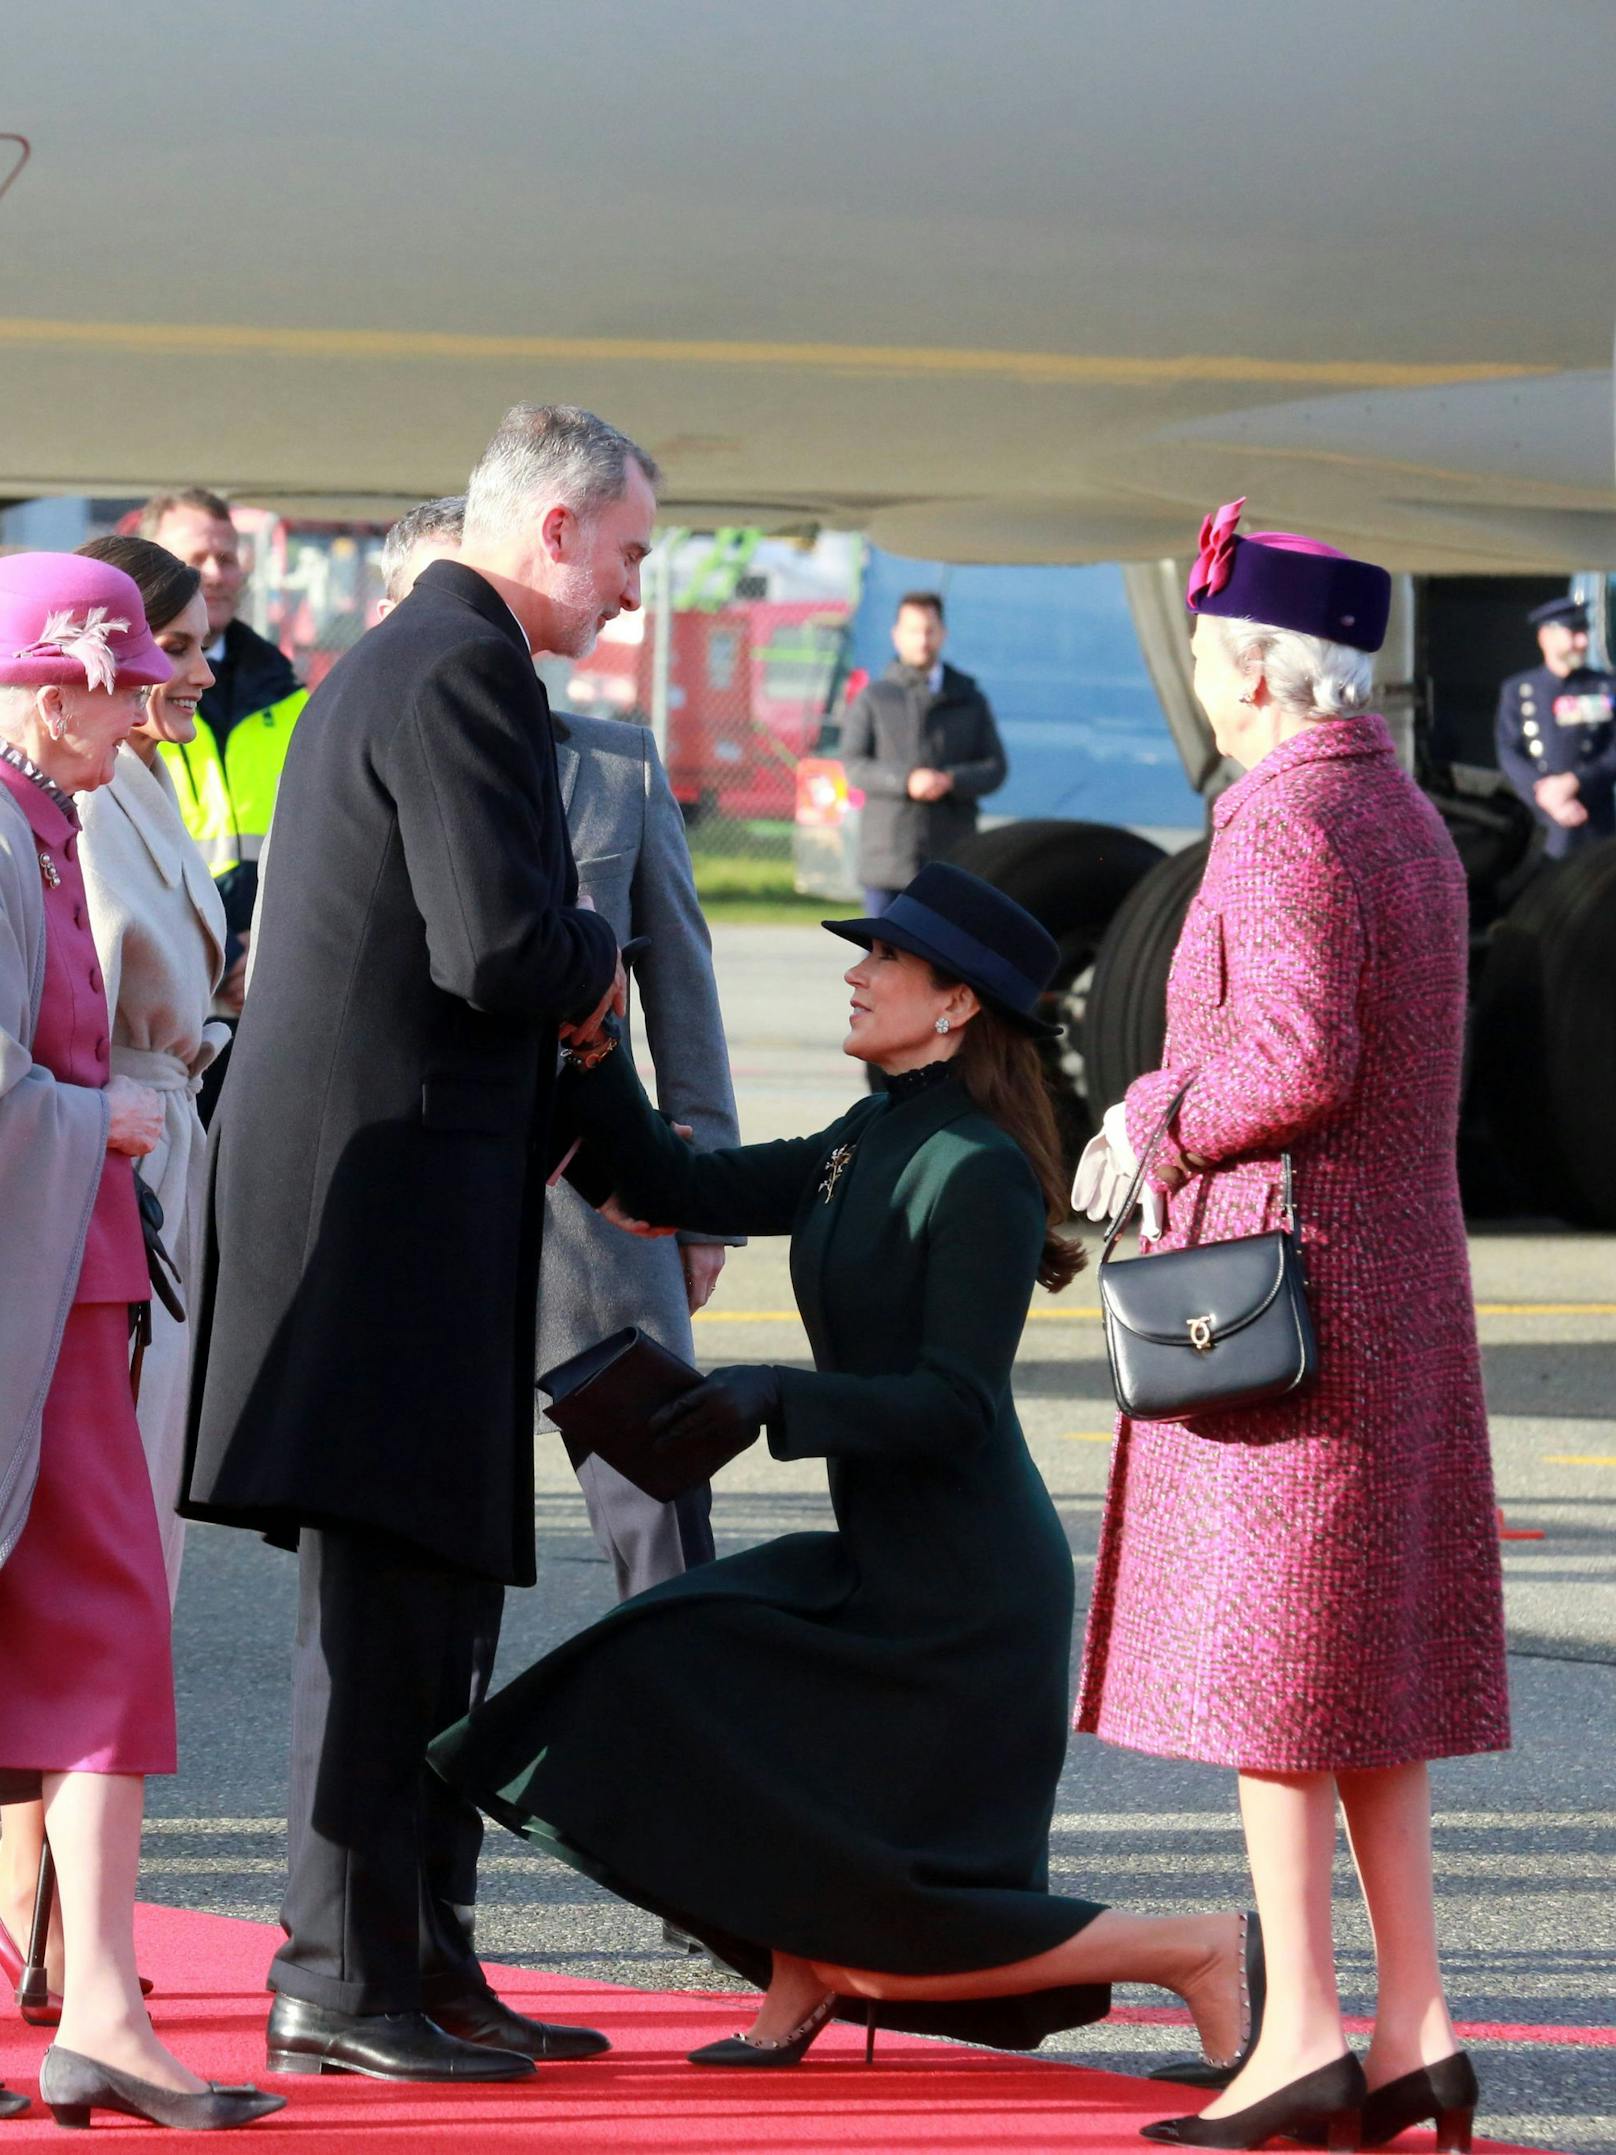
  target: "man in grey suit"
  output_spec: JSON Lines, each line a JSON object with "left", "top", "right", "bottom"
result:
{"left": 381, "top": 499, "right": 739, "bottom": 1597}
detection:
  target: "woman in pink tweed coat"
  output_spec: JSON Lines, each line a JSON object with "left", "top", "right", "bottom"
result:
{"left": 1073, "top": 506, "right": 1508, "bottom": 2151}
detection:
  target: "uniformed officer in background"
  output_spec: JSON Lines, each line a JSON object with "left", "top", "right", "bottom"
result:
{"left": 1495, "top": 596, "right": 1616, "bottom": 858}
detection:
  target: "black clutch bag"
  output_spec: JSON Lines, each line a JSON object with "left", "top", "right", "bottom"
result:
{"left": 1096, "top": 1084, "right": 1318, "bottom": 1422}
{"left": 539, "top": 1326, "right": 714, "bottom": 1503}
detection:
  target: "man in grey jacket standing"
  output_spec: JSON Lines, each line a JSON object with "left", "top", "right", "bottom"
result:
{"left": 383, "top": 500, "right": 738, "bottom": 1598}
{"left": 839, "top": 590, "right": 1008, "bottom": 913}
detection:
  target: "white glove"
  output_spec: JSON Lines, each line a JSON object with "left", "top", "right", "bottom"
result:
{"left": 1072, "top": 1102, "right": 1164, "bottom": 1239}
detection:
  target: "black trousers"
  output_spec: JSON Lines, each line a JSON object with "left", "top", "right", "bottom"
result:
{"left": 270, "top": 1524, "right": 503, "bottom": 2015}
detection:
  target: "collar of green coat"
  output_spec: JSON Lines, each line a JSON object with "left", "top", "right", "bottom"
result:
{"left": 870, "top": 1066, "right": 977, "bottom": 1145}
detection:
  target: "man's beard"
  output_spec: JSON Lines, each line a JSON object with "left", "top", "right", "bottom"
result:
{"left": 547, "top": 560, "right": 604, "bottom": 660}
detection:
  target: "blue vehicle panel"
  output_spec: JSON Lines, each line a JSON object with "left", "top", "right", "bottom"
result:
{"left": 849, "top": 549, "right": 1201, "bottom": 829}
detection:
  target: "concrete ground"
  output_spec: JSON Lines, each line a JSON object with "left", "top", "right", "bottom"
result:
{"left": 153, "top": 925, "right": 1616, "bottom": 2152}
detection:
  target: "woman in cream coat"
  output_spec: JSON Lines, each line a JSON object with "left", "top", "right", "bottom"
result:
{"left": 77, "top": 535, "right": 227, "bottom": 1598}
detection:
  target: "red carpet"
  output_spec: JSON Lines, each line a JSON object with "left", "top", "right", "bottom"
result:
{"left": 0, "top": 1903, "right": 1575, "bottom": 2151}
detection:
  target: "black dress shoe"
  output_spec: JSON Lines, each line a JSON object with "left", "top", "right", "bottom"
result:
{"left": 1149, "top": 1911, "right": 1267, "bottom": 2089}
{"left": 1361, "top": 2053, "right": 1478, "bottom": 2152}
{"left": 1141, "top": 2052, "right": 1366, "bottom": 2148}
{"left": 432, "top": 1986, "right": 610, "bottom": 2061}
{"left": 265, "top": 1993, "right": 533, "bottom": 2080}
{"left": 40, "top": 2047, "right": 284, "bottom": 2131}
{"left": 0, "top": 2083, "right": 28, "bottom": 2120}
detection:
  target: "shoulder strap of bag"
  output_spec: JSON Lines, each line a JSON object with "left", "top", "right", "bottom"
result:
{"left": 1098, "top": 1082, "right": 1295, "bottom": 1264}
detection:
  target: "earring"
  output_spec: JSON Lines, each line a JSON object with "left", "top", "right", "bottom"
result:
{"left": 1237, "top": 693, "right": 1256, "bottom": 706}
{"left": 46, "top": 715, "right": 66, "bottom": 741}
{"left": 934, "top": 1016, "right": 950, "bottom": 1034}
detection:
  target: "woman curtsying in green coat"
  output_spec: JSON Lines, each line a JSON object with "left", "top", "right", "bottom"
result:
{"left": 430, "top": 865, "right": 1259, "bottom": 2076}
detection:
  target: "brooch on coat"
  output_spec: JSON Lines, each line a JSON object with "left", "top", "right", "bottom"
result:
{"left": 818, "top": 1142, "right": 856, "bottom": 1204}
{"left": 37, "top": 849, "right": 60, "bottom": 889}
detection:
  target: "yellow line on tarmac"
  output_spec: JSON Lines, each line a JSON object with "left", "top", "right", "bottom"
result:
{"left": 0, "top": 316, "right": 1562, "bottom": 392}
{"left": 1544, "top": 1453, "right": 1616, "bottom": 1468}
{"left": 1476, "top": 1302, "right": 1616, "bottom": 1317}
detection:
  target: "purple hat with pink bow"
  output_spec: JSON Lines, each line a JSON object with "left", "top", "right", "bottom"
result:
{"left": 0, "top": 552, "right": 173, "bottom": 692}
{"left": 1186, "top": 499, "right": 1391, "bottom": 654}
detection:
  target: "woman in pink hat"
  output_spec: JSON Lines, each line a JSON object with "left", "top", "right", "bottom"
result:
{"left": 0, "top": 552, "right": 281, "bottom": 2132}
{"left": 1073, "top": 506, "right": 1507, "bottom": 2151}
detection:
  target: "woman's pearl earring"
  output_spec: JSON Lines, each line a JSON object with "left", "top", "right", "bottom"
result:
{"left": 934, "top": 1016, "right": 950, "bottom": 1034}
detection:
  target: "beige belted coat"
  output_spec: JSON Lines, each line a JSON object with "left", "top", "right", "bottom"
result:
{"left": 79, "top": 745, "right": 227, "bottom": 1600}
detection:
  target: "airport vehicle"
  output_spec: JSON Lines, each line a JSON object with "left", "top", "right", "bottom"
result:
{"left": 555, "top": 598, "right": 847, "bottom": 821}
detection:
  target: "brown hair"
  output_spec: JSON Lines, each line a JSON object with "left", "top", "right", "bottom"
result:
{"left": 137, "top": 486, "right": 233, "bottom": 538}
{"left": 941, "top": 990, "right": 1083, "bottom": 1294}
{"left": 77, "top": 534, "right": 200, "bottom": 635}
{"left": 896, "top": 589, "right": 945, "bottom": 623}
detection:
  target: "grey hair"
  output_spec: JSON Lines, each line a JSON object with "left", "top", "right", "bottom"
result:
{"left": 1214, "top": 617, "right": 1374, "bottom": 722}
{"left": 462, "top": 404, "right": 659, "bottom": 547}
{"left": 380, "top": 494, "right": 466, "bottom": 603}
{"left": 0, "top": 684, "right": 41, "bottom": 737}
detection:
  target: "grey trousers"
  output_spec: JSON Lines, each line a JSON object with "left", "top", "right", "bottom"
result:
{"left": 575, "top": 1453, "right": 715, "bottom": 1600}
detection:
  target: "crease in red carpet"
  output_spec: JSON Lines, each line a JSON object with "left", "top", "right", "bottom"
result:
{"left": 0, "top": 1904, "right": 1575, "bottom": 2152}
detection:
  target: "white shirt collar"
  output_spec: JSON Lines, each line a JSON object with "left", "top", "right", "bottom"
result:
{"left": 926, "top": 661, "right": 944, "bottom": 695}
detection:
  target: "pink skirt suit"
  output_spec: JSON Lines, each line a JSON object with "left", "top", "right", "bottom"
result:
{"left": 1075, "top": 716, "right": 1509, "bottom": 1775}
{"left": 0, "top": 755, "right": 176, "bottom": 1778}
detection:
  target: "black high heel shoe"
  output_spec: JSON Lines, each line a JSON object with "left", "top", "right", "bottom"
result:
{"left": 688, "top": 1989, "right": 839, "bottom": 2067}
{"left": 39, "top": 2046, "right": 286, "bottom": 2132}
{"left": 1361, "top": 2052, "right": 1478, "bottom": 2152}
{"left": 0, "top": 2083, "right": 28, "bottom": 2120}
{"left": 1149, "top": 1911, "right": 1267, "bottom": 2089}
{"left": 1141, "top": 2051, "right": 1366, "bottom": 2148}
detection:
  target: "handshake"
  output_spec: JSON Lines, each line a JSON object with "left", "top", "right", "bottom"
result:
{"left": 558, "top": 908, "right": 633, "bottom": 1062}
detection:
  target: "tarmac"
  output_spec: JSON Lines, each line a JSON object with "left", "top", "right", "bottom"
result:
{"left": 155, "top": 925, "right": 1616, "bottom": 2153}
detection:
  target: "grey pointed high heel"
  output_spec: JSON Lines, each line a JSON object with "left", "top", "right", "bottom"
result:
{"left": 39, "top": 2046, "right": 286, "bottom": 2131}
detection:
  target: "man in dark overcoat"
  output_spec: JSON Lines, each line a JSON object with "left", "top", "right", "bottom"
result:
{"left": 182, "top": 404, "right": 650, "bottom": 2081}
{"left": 838, "top": 588, "right": 1007, "bottom": 913}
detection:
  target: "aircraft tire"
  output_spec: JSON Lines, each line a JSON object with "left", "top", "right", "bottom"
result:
{"left": 1471, "top": 837, "right": 1616, "bottom": 1229}
{"left": 1081, "top": 840, "right": 1210, "bottom": 1115}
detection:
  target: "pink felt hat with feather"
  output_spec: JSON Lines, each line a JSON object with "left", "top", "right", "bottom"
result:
{"left": 0, "top": 552, "right": 173, "bottom": 691}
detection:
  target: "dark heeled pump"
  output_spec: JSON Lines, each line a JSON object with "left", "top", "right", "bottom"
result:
{"left": 1361, "top": 2052, "right": 1478, "bottom": 2152}
{"left": 1141, "top": 2051, "right": 1366, "bottom": 2149}
{"left": 1149, "top": 1911, "right": 1266, "bottom": 2089}
{"left": 688, "top": 1990, "right": 838, "bottom": 2067}
{"left": 0, "top": 2083, "right": 28, "bottom": 2120}
{"left": 39, "top": 2047, "right": 286, "bottom": 2132}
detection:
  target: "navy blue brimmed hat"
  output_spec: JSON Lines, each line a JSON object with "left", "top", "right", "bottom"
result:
{"left": 1186, "top": 497, "right": 1391, "bottom": 653}
{"left": 823, "top": 862, "right": 1063, "bottom": 1040}
{"left": 1528, "top": 596, "right": 1588, "bottom": 632}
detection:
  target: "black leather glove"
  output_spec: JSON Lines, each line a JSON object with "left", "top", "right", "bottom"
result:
{"left": 648, "top": 1363, "right": 781, "bottom": 1471}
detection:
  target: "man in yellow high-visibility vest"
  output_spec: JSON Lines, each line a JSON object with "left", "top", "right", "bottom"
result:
{"left": 139, "top": 488, "right": 307, "bottom": 1021}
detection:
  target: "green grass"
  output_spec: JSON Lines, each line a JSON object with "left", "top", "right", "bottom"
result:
{"left": 688, "top": 825, "right": 839, "bottom": 921}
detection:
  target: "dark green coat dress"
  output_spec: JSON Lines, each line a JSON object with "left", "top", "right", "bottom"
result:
{"left": 430, "top": 1054, "right": 1110, "bottom": 2051}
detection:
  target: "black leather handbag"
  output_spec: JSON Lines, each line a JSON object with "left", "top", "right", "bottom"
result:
{"left": 1096, "top": 1084, "right": 1318, "bottom": 1421}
